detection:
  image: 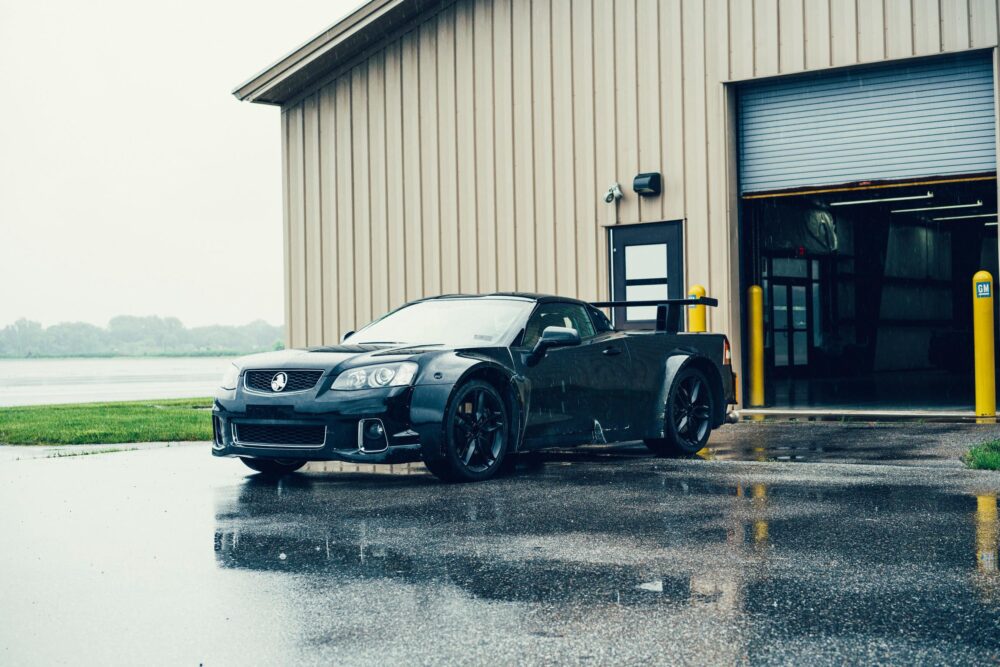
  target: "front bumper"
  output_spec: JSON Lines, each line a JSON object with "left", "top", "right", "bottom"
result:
{"left": 212, "top": 384, "right": 429, "bottom": 464}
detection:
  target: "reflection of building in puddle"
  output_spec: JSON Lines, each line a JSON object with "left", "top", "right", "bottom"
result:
{"left": 679, "top": 482, "right": 770, "bottom": 619}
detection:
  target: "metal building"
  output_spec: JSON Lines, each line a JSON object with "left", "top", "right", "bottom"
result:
{"left": 235, "top": 0, "right": 1000, "bottom": 410}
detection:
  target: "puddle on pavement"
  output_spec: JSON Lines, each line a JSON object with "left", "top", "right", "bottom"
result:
{"left": 213, "top": 473, "right": 1000, "bottom": 624}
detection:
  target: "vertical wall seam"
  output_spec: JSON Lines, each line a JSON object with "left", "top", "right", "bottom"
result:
{"left": 365, "top": 83, "right": 374, "bottom": 324}
{"left": 910, "top": 0, "right": 915, "bottom": 55}
{"left": 509, "top": 0, "right": 518, "bottom": 291}
{"left": 300, "top": 105, "right": 308, "bottom": 346}
{"left": 316, "top": 96, "right": 325, "bottom": 343}
{"left": 530, "top": 0, "right": 539, "bottom": 289}
{"left": 656, "top": 0, "right": 664, "bottom": 222}
{"left": 471, "top": 12, "right": 480, "bottom": 293}
{"left": 855, "top": 0, "right": 862, "bottom": 60}
{"left": 491, "top": 0, "right": 501, "bottom": 291}
{"left": 450, "top": 14, "right": 459, "bottom": 292}
{"left": 702, "top": 2, "right": 712, "bottom": 300}
{"left": 548, "top": 0, "right": 558, "bottom": 285}
{"left": 590, "top": 0, "right": 600, "bottom": 295}
{"left": 436, "top": 20, "right": 445, "bottom": 294}
{"left": 938, "top": 0, "right": 943, "bottom": 51}
{"left": 568, "top": 0, "right": 578, "bottom": 294}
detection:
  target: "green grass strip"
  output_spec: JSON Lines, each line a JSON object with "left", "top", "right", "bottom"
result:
{"left": 964, "top": 439, "right": 1000, "bottom": 471}
{"left": 0, "top": 398, "right": 213, "bottom": 445}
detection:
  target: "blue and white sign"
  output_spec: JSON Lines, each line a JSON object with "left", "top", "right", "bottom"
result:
{"left": 977, "top": 281, "right": 992, "bottom": 299}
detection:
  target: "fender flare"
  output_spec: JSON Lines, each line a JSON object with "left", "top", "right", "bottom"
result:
{"left": 409, "top": 357, "right": 526, "bottom": 460}
{"left": 648, "top": 351, "right": 728, "bottom": 437}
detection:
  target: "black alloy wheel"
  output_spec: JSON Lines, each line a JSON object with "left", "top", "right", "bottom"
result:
{"left": 425, "top": 380, "right": 510, "bottom": 482}
{"left": 240, "top": 458, "right": 307, "bottom": 476}
{"left": 644, "top": 366, "right": 715, "bottom": 456}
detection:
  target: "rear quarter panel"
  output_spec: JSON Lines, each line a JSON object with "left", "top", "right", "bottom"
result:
{"left": 623, "top": 333, "right": 734, "bottom": 438}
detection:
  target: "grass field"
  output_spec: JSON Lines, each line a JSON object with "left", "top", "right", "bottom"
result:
{"left": 0, "top": 398, "right": 213, "bottom": 445}
{"left": 964, "top": 440, "right": 1000, "bottom": 471}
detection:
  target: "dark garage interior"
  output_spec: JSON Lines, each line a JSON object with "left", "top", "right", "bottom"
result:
{"left": 742, "top": 176, "right": 999, "bottom": 409}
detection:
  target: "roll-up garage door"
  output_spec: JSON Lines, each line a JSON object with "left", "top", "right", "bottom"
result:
{"left": 738, "top": 52, "right": 996, "bottom": 194}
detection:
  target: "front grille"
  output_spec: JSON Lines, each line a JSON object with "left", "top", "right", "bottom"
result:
{"left": 234, "top": 423, "right": 327, "bottom": 448}
{"left": 245, "top": 369, "right": 323, "bottom": 393}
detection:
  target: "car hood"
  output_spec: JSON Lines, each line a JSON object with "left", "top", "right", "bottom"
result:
{"left": 233, "top": 344, "right": 447, "bottom": 372}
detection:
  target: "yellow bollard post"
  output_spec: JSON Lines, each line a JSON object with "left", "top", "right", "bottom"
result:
{"left": 687, "top": 284, "right": 707, "bottom": 333}
{"left": 748, "top": 285, "right": 765, "bottom": 407}
{"left": 973, "top": 270, "right": 996, "bottom": 417}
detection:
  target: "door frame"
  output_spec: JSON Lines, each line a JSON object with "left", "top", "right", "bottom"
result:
{"left": 607, "top": 220, "right": 685, "bottom": 330}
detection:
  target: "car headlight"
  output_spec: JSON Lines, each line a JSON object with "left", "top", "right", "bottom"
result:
{"left": 332, "top": 362, "right": 418, "bottom": 390}
{"left": 220, "top": 363, "right": 241, "bottom": 390}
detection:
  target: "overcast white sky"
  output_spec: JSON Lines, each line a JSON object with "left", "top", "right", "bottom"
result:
{"left": 0, "top": 0, "right": 363, "bottom": 329}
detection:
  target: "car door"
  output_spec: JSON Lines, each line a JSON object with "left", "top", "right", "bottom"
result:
{"left": 519, "top": 302, "right": 633, "bottom": 446}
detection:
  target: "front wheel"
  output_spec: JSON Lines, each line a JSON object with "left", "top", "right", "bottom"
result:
{"left": 423, "top": 380, "right": 510, "bottom": 482}
{"left": 240, "top": 458, "right": 306, "bottom": 476}
{"left": 644, "top": 367, "right": 715, "bottom": 457}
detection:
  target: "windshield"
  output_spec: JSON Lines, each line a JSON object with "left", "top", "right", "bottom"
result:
{"left": 348, "top": 298, "right": 534, "bottom": 347}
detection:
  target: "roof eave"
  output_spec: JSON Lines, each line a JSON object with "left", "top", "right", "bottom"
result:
{"left": 233, "top": 0, "right": 442, "bottom": 106}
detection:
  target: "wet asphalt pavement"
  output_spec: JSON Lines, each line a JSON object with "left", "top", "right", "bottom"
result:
{"left": 3, "top": 423, "right": 1000, "bottom": 665}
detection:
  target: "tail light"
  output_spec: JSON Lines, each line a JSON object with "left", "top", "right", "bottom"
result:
{"left": 723, "top": 338, "right": 732, "bottom": 365}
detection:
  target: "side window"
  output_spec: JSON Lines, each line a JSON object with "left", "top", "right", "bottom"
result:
{"left": 522, "top": 303, "right": 597, "bottom": 348}
{"left": 588, "top": 306, "right": 614, "bottom": 334}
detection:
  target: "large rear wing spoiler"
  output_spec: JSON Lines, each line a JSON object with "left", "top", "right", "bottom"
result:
{"left": 590, "top": 297, "right": 718, "bottom": 334}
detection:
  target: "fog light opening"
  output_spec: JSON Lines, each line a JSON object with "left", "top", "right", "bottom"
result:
{"left": 358, "top": 418, "right": 389, "bottom": 454}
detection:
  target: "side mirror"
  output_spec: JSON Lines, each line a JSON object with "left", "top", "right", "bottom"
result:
{"left": 528, "top": 326, "right": 581, "bottom": 365}
{"left": 341, "top": 331, "right": 355, "bottom": 343}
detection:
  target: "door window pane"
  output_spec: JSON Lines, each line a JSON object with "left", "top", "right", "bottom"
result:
{"left": 791, "top": 286, "right": 807, "bottom": 329}
{"left": 774, "top": 331, "right": 789, "bottom": 367}
{"left": 812, "top": 283, "right": 822, "bottom": 347}
{"left": 773, "top": 258, "right": 808, "bottom": 277}
{"left": 625, "top": 244, "right": 668, "bottom": 280}
{"left": 773, "top": 287, "right": 788, "bottom": 329}
{"left": 793, "top": 331, "right": 808, "bottom": 365}
{"left": 626, "top": 283, "right": 668, "bottom": 320}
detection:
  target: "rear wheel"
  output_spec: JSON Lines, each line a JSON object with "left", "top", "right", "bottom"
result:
{"left": 423, "top": 380, "right": 510, "bottom": 482}
{"left": 644, "top": 367, "right": 715, "bottom": 456}
{"left": 239, "top": 458, "right": 306, "bottom": 476}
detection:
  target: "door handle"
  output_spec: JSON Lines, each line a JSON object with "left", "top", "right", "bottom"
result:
{"left": 602, "top": 346, "right": 622, "bottom": 356}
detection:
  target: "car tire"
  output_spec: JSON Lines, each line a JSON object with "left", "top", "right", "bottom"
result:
{"left": 644, "top": 366, "right": 715, "bottom": 457}
{"left": 423, "top": 380, "right": 510, "bottom": 483}
{"left": 239, "top": 458, "right": 306, "bottom": 476}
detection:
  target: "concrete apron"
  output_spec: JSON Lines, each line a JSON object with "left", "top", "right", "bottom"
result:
{"left": 735, "top": 408, "right": 998, "bottom": 423}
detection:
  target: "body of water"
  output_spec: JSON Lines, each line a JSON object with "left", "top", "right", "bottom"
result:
{"left": 0, "top": 357, "right": 232, "bottom": 407}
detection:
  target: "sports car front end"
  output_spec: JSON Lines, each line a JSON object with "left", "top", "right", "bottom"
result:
{"left": 212, "top": 349, "right": 437, "bottom": 465}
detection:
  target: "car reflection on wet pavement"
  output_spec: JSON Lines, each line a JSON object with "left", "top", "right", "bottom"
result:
{"left": 2, "top": 423, "right": 1000, "bottom": 665}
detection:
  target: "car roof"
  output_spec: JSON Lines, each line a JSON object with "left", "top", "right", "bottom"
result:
{"left": 421, "top": 293, "right": 591, "bottom": 306}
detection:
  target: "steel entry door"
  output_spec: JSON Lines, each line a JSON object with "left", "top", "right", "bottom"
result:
{"left": 609, "top": 221, "right": 684, "bottom": 330}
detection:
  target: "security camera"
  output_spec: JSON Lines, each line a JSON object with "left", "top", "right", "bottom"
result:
{"left": 604, "top": 183, "right": 623, "bottom": 204}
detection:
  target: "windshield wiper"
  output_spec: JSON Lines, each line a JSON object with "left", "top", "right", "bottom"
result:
{"left": 381, "top": 343, "right": 445, "bottom": 351}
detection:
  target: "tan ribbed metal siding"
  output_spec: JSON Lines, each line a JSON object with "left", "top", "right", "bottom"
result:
{"left": 280, "top": 0, "right": 1000, "bottom": 360}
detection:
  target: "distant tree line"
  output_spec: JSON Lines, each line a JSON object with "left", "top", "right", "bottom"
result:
{"left": 0, "top": 316, "right": 285, "bottom": 358}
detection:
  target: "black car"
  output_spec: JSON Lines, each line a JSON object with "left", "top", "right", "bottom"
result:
{"left": 212, "top": 293, "right": 735, "bottom": 482}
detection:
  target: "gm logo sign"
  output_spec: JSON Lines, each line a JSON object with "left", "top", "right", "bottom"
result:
{"left": 977, "top": 281, "right": 992, "bottom": 299}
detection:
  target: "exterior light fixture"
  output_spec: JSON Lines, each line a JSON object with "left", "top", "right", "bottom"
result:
{"left": 633, "top": 172, "right": 662, "bottom": 197}
{"left": 891, "top": 200, "right": 983, "bottom": 214}
{"left": 829, "top": 191, "right": 933, "bottom": 206}
{"left": 931, "top": 213, "right": 998, "bottom": 221}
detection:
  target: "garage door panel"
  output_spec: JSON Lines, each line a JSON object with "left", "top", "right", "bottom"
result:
{"left": 739, "top": 52, "right": 997, "bottom": 193}
{"left": 741, "top": 96, "right": 996, "bottom": 130}
{"left": 742, "top": 121, "right": 997, "bottom": 154}
{"left": 740, "top": 64, "right": 992, "bottom": 106}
